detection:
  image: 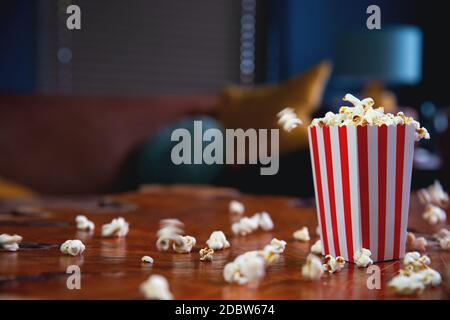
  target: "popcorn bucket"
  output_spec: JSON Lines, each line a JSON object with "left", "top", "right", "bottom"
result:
{"left": 308, "top": 124, "right": 416, "bottom": 262}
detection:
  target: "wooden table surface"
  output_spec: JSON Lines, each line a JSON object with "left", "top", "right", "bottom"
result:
{"left": 0, "top": 185, "right": 449, "bottom": 300}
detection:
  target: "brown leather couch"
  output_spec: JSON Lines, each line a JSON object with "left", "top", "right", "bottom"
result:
{"left": 0, "top": 94, "right": 217, "bottom": 195}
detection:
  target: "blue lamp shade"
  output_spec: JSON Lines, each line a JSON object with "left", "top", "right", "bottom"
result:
{"left": 335, "top": 25, "right": 423, "bottom": 85}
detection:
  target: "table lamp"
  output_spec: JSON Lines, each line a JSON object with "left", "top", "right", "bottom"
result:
{"left": 335, "top": 25, "right": 423, "bottom": 112}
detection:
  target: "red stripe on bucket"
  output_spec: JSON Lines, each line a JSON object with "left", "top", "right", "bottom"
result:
{"left": 338, "top": 126, "right": 353, "bottom": 262}
{"left": 357, "top": 126, "right": 370, "bottom": 249}
{"left": 309, "top": 127, "right": 329, "bottom": 255}
{"left": 394, "top": 125, "right": 406, "bottom": 259}
{"left": 377, "top": 125, "right": 388, "bottom": 261}
{"left": 323, "top": 126, "right": 341, "bottom": 256}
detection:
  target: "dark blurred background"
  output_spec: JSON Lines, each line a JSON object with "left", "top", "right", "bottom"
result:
{"left": 1, "top": 0, "right": 449, "bottom": 198}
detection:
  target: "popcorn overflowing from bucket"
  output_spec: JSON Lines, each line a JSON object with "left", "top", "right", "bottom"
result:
{"left": 310, "top": 94, "right": 429, "bottom": 141}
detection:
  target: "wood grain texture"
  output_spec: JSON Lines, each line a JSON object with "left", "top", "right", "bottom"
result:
{"left": 0, "top": 185, "right": 449, "bottom": 300}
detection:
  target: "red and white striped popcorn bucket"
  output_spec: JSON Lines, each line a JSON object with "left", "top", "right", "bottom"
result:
{"left": 308, "top": 124, "right": 416, "bottom": 263}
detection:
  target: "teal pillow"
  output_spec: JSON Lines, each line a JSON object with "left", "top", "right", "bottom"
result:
{"left": 136, "top": 116, "right": 224, "bottom": 185}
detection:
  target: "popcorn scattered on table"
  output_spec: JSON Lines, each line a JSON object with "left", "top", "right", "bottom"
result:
{"left": 101, "top": 217, "right": 129, "bottom": 237}
{"left": 223, "top": 238, "right": 286, "bottom": 285}
{"left": 323, "top": 255, "right": 346, "bottom": 274}
{"left": 406, "top": 232, "right": 428, "bottom": 252}
{"left": 353, "top": 248, "right": 373, "bottom": 268}
{"left": 75, "top": 215, "right": 95, "bottom": 231}
{"left": 231, "top": 212, "right": 274, "bottom": 236}
{"left": 60, "top": 239, "right": 85, "bottom": 256}
{"left": 140, "top": 274, "right": 173, "bottom": 300}
{"left": 422, "top": 204, "right": 446, "bottom": 225}
{"left": 0, "top": 234, "right": 22, "bottom": 252}
{"left": 206, "top": 231, "right": 230, "bottom": 250}
{"left": 310, "top": 94, "right": 429, "bottom": 141}
{"left": 141, "top": 255, "right": 154, "bottom": 264}
{"left": 301, "top": 254, "right": 324, "bottom": 281}
{"left": 172, "top": 235, "right": 196, "bottom": 253}
{"left": 389, "top": 251, "right": 441, "bottom": 296}
{"left": 310, "top": 239, "right": 323, "bottom": 255}
{"left": 229, "top": 200, "right": 245, "bottom": 215}
{"left": 277, "top": 107, "right": 303, "bottom": 132}
{"left": 199, "top": 247, "right": 214, "bottom": 262}
{"left": 418, "top": 180, "right": 449, "bottom": 208}
{"left": 293, "top": 226, "right": 310, "bottom": 242}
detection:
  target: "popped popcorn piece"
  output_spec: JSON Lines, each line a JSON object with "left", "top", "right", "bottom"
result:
{"left": 223, "top": 261, "right": 246, "bottom": 284}
{"left": 159, "top": 218, "right": 184, "bottom": 228}
{"left": 156, "top": 218, "right": 186, "bottom": 251}
{"left": 268, "top": 238, "right": 287, "bottom": 254}
{"left": 323, "top": 255, "right": 346, "bottom": 273}
{"left": 60, "top": 239, "right": 85, "bottom": 256}
{"left": 206, "top": 231, "right": 230, "bottom": 250}
{"left": 229, "top": 200, "right": 245, "bottom": 215}
{"left": 156, "top": 235, "right": 173, "bottom": 251}
{"left": 419, "top": 268, "right": 442, "bottom": 287}
{"left": 301, "top": 254, "right": 324, "bottom": 280}
{"left": 353, "top": 248, "right": 373, "bottom": 268}
{"left": 258, "top": 212, "right": 274, "bottom": 231}
{"left": 439, "top": 237, "right": 450, "bottom": 250}
{"left": 422, "top": 204, "right": 446, "bottom": 225}
{"left": 75, "top": 215, "right": 95, "bottom": 231}
{"left": 388, "top": 273, "right": 425, "bottom": 296}
{"left": 101, "top": 217, "right": 129, "bottom": 237}
{"left": 310, "top": 94, "right": 429, "bottom": 141}
{"left": 157, "top": 218, "right": 185, "bottom": 237}
{"left": 231, "top": 212, "right": 274, "bottom": 236}
{"left": 403, "top": 251, "right": 430, "bottom": 270}
{"left": 315, "top": 225, "right": 321, "bottom": 236}
{"left": 418, "top": 180, "right": 449, "bottom": 208}
{"left": 293, "top": 226, "right": 310, "bottom": 241}
{"left": 231, "top": 217, "right": 258, "bottom": 236}
{"left": 157, "top": 225, "right": 184, "bottom": 238}
{"left": 199, "top": 247, "right": 214, "bottom": 261}
{"left": 223, "top": 252, "right": 266, "bottom": 285}
{"left": 434, "top": 228, "right": 450, "bottom": 240}
{"left": 172, "top": 235, "right": 196, "bottom": 253}
{"left": 0, "top": 234, "right": 22, "bottom": 252}
{"left": 141, "top": 256, "right": 154, "bottom": 264}
{"left": 140, "top": 274, "right": 173, "bottom": 300}
{"left": 260, "top": 245, "right": 279, "bottom": 264}
{"left": 406, "top": 232, "right": 428, "bottom": 251}
{"left": 277, "top": 107, "right": 303, "bottom": 132}
{"left": 310, "top": 239, "right": 323, "bottom": 255}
